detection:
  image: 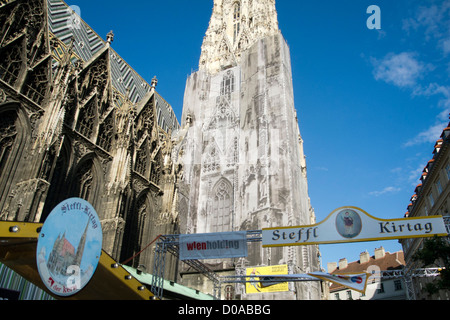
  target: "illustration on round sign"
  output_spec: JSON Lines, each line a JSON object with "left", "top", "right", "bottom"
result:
{"left": 335, "top": 209, "right": 363, "bottom": 239}
{"left": 36, "top": 198, "right": 102, "bottom": 297}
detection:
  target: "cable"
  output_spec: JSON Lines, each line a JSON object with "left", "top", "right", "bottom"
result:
{"left": 121, "top": 234, "right": 162, "bottom": 266}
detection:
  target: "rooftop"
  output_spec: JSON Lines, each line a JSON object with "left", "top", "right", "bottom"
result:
{"left": 327, "top": 247, "right": 405, "bottom": 292}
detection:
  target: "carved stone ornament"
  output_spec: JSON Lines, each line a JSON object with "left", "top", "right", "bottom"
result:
{"left": 0, "top": 88, "right": 6, "bottom": 104}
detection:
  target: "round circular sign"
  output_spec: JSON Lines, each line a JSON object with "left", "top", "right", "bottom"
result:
{"left": 335, "top": 209, "right": 363, "bottom": 239}
{"left": 36, "top": 198, "right": 102, "bottom": 297}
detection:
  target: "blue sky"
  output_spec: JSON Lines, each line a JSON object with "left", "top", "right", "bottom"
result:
{"left": 66, "top": 0, "right": 450, "bottom": 269}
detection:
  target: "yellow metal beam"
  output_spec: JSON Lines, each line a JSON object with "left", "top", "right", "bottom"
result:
{"left": 0, "top": 221, "right": 155, "bottom": 300}
{"left": 0, "top": 221, "right": 42, "bottom": 239}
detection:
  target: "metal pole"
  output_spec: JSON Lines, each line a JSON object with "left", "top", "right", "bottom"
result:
{"left": 151, "top": 239, "right": 167, "bottom": 300}
{"left": 403, "top": 273, "right": 416, "bottom": 300}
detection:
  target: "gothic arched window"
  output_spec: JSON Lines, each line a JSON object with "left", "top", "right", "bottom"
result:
{"left": 0, "top": 106, "right": 30, "bottom": 215}
{"left": 233, "top": 2, "right": 241, "bottom": 44}
{"left": 220, "top": 71, "right": 235, "bottom": 98}
{"left": 150, "top": 150, "right": 162, "bottom": 185}
{"left": 210, "top": 179, "right": 233, "bottom": 233}
{"left": 233, "top": 2, "right": 241, "bottom": 21}
{"left": 74, "top": 160, "right": 94, "bottom": 201}
{"left": 121, "top": 193, "right": 150, "bottom": 268}
{"left": 0, "top": 110, "right": 18, "bottom": 180}
{"left": 41, "top": 139, "right": 71, "bottom": 222}
{"left": 77, "top": 98, "right": 97, "bottom": 139}
{"left": 203, "top": 145, "right": 220, "bottom": 173}
{"left": 0, "top": 40, "right": 24, "bottom": 87}
{"left": 71, "top": 157, "right": 102, "bottom": 208}
{"left": 136, "top": 139, "right": 150, "bottom": 177}
{"left": 97, "top": 113, "right": 114, "bottom": 152}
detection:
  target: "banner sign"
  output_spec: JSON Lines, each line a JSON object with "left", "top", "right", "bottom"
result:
{"left": 36, "top": 198, "right": 102, "bottom": 297}
{"left": 179, "top": 231, "right": 247, "bottom": 261}
{"left": 263, "top": 206, "right": 448, "bottom": 248}
{"left": 246, "top": 265, "right": 289, "bottom": 294}
{"left": 308, "top": 272, "right": 369, "bottom": 294}
{"left": 249, "top": 272, "right": 369, "bottom": 294}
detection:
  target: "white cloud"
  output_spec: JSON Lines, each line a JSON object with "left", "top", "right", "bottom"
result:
{"left": 405, "top": 83, "right": 450, "bottom": 147}
{"left": 369, "top": 187, "right": 401, "bottom": 197}
{"left": 403, "top": 121, "right": 448, "bottom": 147}
{"left": 403, "top": 1, "right": 450, "bottom": 56}
{"left": 414, "top": 83, "right": 450, "bottom": 113}
{"left": 403, "top": 1, "right": 450, "bottom": 38}
{"left": 371, "top": 52, "right": 429, "bottom": 88}
{"left": 442, "top": 38, "right": 450, "bottom": 55}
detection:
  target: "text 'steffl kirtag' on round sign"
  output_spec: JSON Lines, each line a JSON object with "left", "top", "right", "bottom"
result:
{"left": 36, "top": 198, "right": 102, "bottom": 297}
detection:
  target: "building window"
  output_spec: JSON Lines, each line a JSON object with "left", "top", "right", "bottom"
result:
{"left": 225, "top": 285, "right": 234, "bottom": 300}
{"left": 203, "top": 146, "right": 220, "bottom": 173}
{"left": 233, "top": 2, "right": 241, "bottom": 43}
{"left": 234, "top": 23, "right": 240, "bottom": 43}
{"left": 73, "top": 160, "right": 96, "bottom": 203}
{"left": 334, "top": 293, "right": 340, "bottom": 300}
{"left": 233, "top": 2, "right": 241, "bottom": 21}
{"left": 377, "top": 283, "right": 385, "bottom": 294}
{"left": 346, "top": 290, "right": 352, "bottom": 300}
{"left": 211, "top": 179, "right": 233, "bottom": 233}
{"left": 428, "top": 192, "right": 435, "bottom": 207}
{"left": 446, "top": 163, "right": 450, "bottom": 181}
{"left": 97, "top": 114, "right": 114, "bottom": 152}
{"left": 135, "top": 139, "right": 150, "bottom": 177}
{"left": 77, "top": 99, "right": 96, "bottom": 139}
{"left": 436, "top": 179, "right": 443, "bottom": 195}
{"left": 394, "top": 280, "right": 403, "bottom": 291}
{"left": 221, "top": 71, "right": 235, "bottom": 98}
{"left": 0, "top": 110, "right": 18, "bottom": 179}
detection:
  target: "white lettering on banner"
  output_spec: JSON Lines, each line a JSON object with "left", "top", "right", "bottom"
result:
{"left": 263, "top": 206, "right": 448, "bottom": 248}
{"left": 179, "top": 232, "right": 248, "bottom": 261}
{"left": 186, "top": 239, "right": 241, "bottom": 251}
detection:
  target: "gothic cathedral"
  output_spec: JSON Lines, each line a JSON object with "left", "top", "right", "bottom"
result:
{"left": 0, "top": 0, "right": 322, "bottom": 300}
{"left": 173, "top": 0, "right": 322, "bottom": 300}
{"left": 0, "top": 0, "right": 181, "bottom": 277}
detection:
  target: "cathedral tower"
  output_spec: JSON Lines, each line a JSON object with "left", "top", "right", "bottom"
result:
{"left": 174, "top": 0, "right": 322, "bottom": 300}
{"left": 199, "top": 0, "right": 279, "bottom": 74}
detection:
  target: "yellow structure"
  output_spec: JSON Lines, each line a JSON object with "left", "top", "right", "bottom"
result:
{"left": 245, "top": 265, "right": 289, "bottom": 294}
{"left": 0, "top": 221, "right": 154, "bottom": 300}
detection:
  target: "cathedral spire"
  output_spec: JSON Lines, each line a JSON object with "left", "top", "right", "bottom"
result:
{"left": 199, "top": 0, "right": 279, "bottom": 74}
{"left": 74, "top": 220, "right": 89, "bottom": 267}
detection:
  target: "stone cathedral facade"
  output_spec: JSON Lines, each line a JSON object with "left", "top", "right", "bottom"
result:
{"left": 173, "top": 0, "right": 322, "bottom": 300}
{"left": 0, "top": 0, "right": 322, "bottom": 300}
{"left": 0, "top": 0, "right": 181, "bottom": 276}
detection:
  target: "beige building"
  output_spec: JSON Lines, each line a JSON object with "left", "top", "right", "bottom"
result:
{"left": 328, "top": 247, "right": 406, "bottom": 300}
{"left": 400, "top": 118, "right": 450, "bottom": 300}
